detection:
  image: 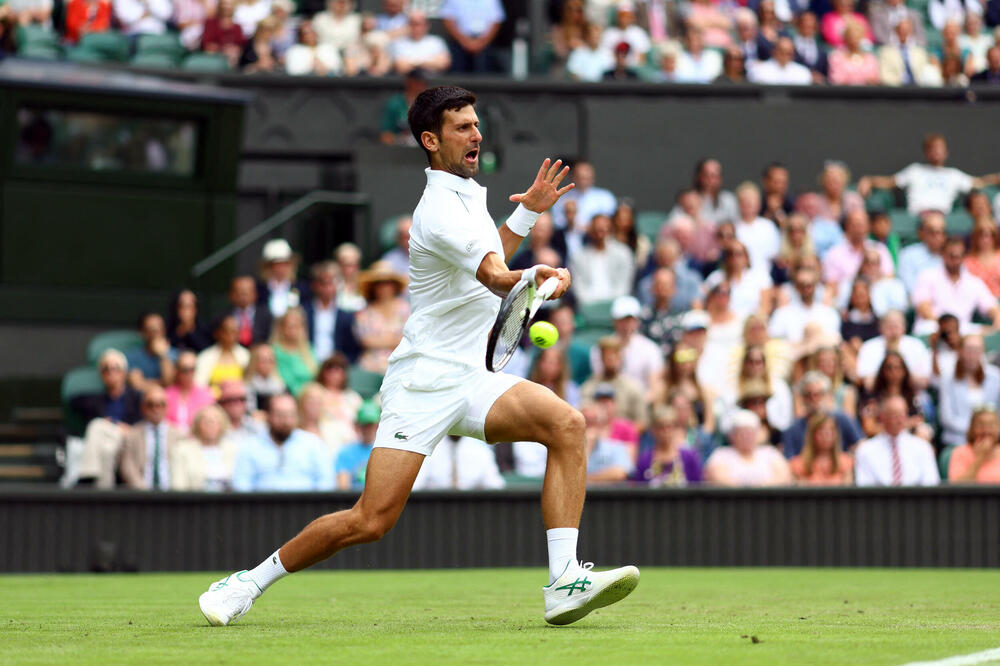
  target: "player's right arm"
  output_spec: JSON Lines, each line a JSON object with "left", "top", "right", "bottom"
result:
{"left": 475, "top": 252, "right": 571, "bottom": 299}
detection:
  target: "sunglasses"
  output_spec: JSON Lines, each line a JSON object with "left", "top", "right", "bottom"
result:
{"left": 177, "top": 366, "right": 196, "bottom": 372}
{"left": 220, "top": 396, "right": 247, "bottom": 404}
{"left": 144, "top": 401, "right": 166, "bottom": 408}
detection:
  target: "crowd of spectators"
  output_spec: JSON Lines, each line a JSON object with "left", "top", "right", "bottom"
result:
{"left": 3, "top": 0, "right": 1000, "bottom": 85}
{"left": 64, "top": 131, "right": 1000, "bottom": 492}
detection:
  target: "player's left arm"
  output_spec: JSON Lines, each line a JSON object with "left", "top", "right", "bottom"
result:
{"left": 501, "top": 158, "right": 574, "bottom": 262}
{"left": 475, "top": 252, "right": 571, "bottom": 299}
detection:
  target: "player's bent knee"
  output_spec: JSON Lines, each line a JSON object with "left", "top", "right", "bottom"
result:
{"left": 544, "top": 407, "right": 585, "bottom": 453}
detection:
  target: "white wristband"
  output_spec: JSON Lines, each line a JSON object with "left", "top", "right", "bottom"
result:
{"left": 521, "top": 264, "right": 545, "bottom": 285}
{"left": 505, "top": 204, "right": 541, "bottom": 237}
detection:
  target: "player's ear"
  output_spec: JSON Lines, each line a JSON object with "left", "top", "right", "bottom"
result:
{"left": 420, "top": 130, "right": 439, "bottom": 154}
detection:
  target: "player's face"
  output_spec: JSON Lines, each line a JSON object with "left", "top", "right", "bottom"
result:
{"left": 431, "top": 105, "right": 482, "bottom": 178}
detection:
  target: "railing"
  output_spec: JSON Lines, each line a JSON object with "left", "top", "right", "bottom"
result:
{"left": 3, "top": 486, "right": 998, "bottom": 572}
{"left": 190, "top": 190, "right": 372, "bottom": 281}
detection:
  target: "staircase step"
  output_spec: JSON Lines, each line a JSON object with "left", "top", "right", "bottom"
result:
{"left": 11, "top": 407, "right": 64, "bottom": 425}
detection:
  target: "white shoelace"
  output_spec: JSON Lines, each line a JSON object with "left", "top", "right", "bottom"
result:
{"left": 578, "top": 561, "right": 594, "bottom": 571}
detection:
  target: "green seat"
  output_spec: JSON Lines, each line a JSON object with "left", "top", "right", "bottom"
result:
{"left": 348, "top": 367, "right": 384, "bottom": 399}
{"left": 18, "top": 43, "right": 62, "bottom": 60}
{"left": 182, "top": 52, "right": 231, "bottom": 72}
{"left": 79, "top": 31, "right": 129, "bottom": 62}
{"left": 984, "top": 330, "right": 1000, "bottom": 355}
{"left": 637, "top": 210, "right": 668, "bottom": 242}
{"left": 938, "top": 445, "right": 954, "bottom": 481}
{"left": 945, "top": 209, "right": 974, "bottom": 236}
{"left": 865, "top": 189, "right": 895, "bottom": 213}
{"left": 61, "top": 366, "right": 104, "bottom": 438}
{"left": 136, "top": 33, "right": 185, "bottom": 60}
{"left": 17, "top": 24, "right": 59, "bottom": 50}
{"left": 131, "top": 51, "right": 179, "bottom": 68}
{"left": 86, "top": 330, "right": 143, "bottom": 365}
{"left": 65, "top": 46, "right": 106, "bottom": 63}
{"left": 379, "top": 214, "right": 407, "bottom": 253}
{"left": 889, "top": 209, "right": 920, "bottom": 244}
{"left": 577, "top": 300, "right": 615, "bottom": 330}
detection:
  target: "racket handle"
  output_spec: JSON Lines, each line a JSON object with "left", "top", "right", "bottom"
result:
{"left": 537, "top": 276, "right": 560, "bottom": 300}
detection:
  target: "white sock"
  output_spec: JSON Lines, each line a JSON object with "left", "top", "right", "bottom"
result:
{"left": 546, "top": 528, "right": 579, "bottom": 584}
{"left": 247, "top": 549, "right": 289, "bottom": 593}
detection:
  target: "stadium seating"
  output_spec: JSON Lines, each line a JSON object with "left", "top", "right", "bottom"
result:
{"left": 135, "top": 33, "right": 185, "bottom": 64}
{"left": 576, "top": 300, "right": 615, "bottom": 330}
{"left": 636, "top": 210, "right": 668, "bottom": 242}
{"left": 60, "top": 366, "right": 104, "bottom": 437}
{"left": 181, "top": 53, "right": 232, "bottom": 72}
{"left": 77, "top": 32, "right": 130, "bottom": 62}
{"left": 86, "top": 330, "right": 143, "bottom": 366}
{"left": 131, "top": 52, "right": 179, "bottom": 69}
{"left": 348, "top": 367, "right": 385, "bottom": 399}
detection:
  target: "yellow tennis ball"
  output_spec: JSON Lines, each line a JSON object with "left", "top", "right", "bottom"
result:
{"left": 529, "top": 321, "right": 559, "bottom": 348}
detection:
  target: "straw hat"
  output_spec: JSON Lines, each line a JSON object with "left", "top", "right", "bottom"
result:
{"left": 358, "top": 260, "right": 408, "bottom": 301}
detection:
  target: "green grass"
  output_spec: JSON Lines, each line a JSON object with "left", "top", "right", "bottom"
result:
{"left": 2, "top": 569, "right": 999, "bottom": 665}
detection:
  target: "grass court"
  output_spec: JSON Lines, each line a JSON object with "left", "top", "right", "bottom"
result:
{"left": 3, "top": 568, "right": 999, "bottom": 665}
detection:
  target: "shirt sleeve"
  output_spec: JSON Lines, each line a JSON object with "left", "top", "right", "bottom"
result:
{"left": 893, "top": 163, "right": 917, "bottom": 187}
{"left": 231, "top": 447, "right": 255, "bottom": 492}
{"left": 918, "top": 441, "right": 941, "bottom": 485}
{"left": 973, "top": 277, "right": 997, "bottom": 314}
{"left": 853, "top": 443, "right": 876, "bottom": 486}
{"left": 952, "top": 168, "right": 974, "bottom": 194}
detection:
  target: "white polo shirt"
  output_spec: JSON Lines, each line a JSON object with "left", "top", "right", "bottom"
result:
{"left": 856, "top": 335, "right": 933, "bottom": 381}
{"left": 894, "top": 162, "right": 974, "bottom": 216}
{"left": 387, "top": 168, "right": 535, "bottom": 389}
{"left": 854, "top": 432, "right": 940, "bottom": 486}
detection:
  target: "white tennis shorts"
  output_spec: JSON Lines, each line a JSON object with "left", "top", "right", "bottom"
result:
{"left": 372, "top": 358, "right": 524, "bottom": 456}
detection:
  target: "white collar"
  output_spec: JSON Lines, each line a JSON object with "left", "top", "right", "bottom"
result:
{"left": 425, "top": 167, "right": 484, "bottom": 197}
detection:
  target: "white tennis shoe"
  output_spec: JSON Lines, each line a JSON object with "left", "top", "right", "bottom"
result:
{"left": 543, "top": 561, "right": 640, "bottom": 625}
{"left": 198, "top": 570, "right": 262, "bottom": 626}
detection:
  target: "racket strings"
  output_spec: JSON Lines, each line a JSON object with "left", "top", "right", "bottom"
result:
{"left": 492, "top": 286, "right": 532, "bottom": 366}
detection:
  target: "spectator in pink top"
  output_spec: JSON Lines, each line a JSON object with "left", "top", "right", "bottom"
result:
{"left": 822, "top": 209, "right": 893, "bottom": 286}
{"left": 963, "top": 217, "right": 1000, "bottom": 298}
{"left": 821, "top": 0, "right": 873, "bottom": 48}
{"left": 684, "top": 0, "right": 733, "bottom": 49}
{"left": 912, "top": 236, "right": 1000, "bottom": 335}
{"left": 828, "top": 20, "right": 879, "bottom": 85}
{"left": 165, "top": 350, "right": 216, "bottom": 434}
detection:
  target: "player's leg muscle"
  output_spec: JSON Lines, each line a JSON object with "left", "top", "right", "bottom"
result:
{"left": 484, "top": 381, "right": 585, "bottom": 453}
{"left": 279, "top": 448, "right": 424, "bottom": 571}
{"left": 484, "top": 381, "right": 586, "bottom": 529}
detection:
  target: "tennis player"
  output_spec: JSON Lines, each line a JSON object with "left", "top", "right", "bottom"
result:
{"left": 199, "top": 86, "right": 639, "bottom": 627}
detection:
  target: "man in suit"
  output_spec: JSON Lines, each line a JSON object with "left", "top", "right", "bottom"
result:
{"left": 970, "top": 45, "right": 1000, "bottom": 84}
{"left": 119, "top": 384, "right": 185, "bottom": 490}
{"left": 71, "top": 349, "right": 144, "bottom": 488}
{"left": 256, "top": 239, "right": 310, "bottom": 319}
{"left": 301, "top": 261, "right": 361, "bottom": 364}
{"left": 869, "top": 0, "right": 926, "bottom": 46}
{"left": 230, "top": 275, "right": 273, "bottom": 348}
{"left": 877, "top": 18, "right": 936, "bottom": 85}
{"left": 855, "top": 395, "right": 939, "bottom": 486}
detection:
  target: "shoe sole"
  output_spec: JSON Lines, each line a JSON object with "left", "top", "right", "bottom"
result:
{"left": 545, "top": 567, "right": 640, "bottom": 626}
{"left": 199, "top": 593, "right": 228, "bottom": 627}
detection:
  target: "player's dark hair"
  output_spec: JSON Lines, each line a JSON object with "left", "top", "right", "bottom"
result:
{"left": 408, "top": 86, "right": 477, "bottom": 162}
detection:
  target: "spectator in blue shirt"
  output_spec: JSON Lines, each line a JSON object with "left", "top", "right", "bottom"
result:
{"left": 440, "top": 0, "right": 506, "bottom": 73}
{"left": 126, "top": 312, "right": 177, "bottom": 391}
{"left": 782, "top": 372, "right": 863, "bottom": 459}
{"left": 582, "top": 404, "right": 635, "bottom": 484}
{"left": 232, "top": 393, "right": 335, "bottom": 491}
{"left": 335, "top": 400, "right": 381, "bottom": 490}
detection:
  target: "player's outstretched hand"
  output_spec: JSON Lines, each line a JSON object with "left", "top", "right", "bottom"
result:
{"left": 534, "top": 265, "right": 572, "bottom": 299}
{"left": 509, "top": 158, "right": 575, "bottom": 213}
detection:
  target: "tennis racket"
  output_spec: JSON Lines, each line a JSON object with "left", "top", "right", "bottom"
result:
{"left": 486, "top": 275, "right": 560, "bottom": 372}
